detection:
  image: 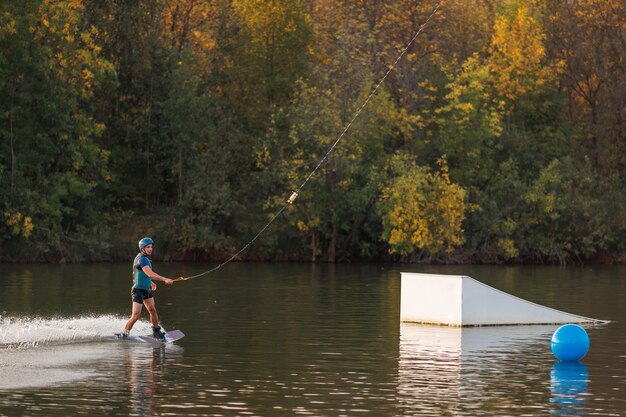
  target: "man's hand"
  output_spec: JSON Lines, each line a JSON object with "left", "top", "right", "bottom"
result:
{"left": 164, "top": 278, "right": 174, "bottom": 285}
{"left": 151, "top": 282, "right": 157, "bottom": 291}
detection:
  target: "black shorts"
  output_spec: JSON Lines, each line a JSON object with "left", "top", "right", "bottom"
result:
{"left": 131, "top": 288, "right": 153, "bottom": 304}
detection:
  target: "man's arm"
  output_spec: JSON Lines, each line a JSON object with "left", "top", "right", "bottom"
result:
{"left": 141, "top": 266, "right": 174, "bottom": 285}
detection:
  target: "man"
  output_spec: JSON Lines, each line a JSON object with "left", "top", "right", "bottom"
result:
{"left": 122, "top": 237, "right": 174, "bottom": 340}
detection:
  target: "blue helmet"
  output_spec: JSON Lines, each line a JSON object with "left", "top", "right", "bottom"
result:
{"left": 138, "top": 237, "right": 154, "bottom": 250}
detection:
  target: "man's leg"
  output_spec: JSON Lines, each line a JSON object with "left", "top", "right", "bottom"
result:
{"left": 144, "top": 298, "right": 165, "bottom": 340}
{"left": 143, "top": 297, "right": 160, "bottom": 327}
{"left": 124, "top": 301, "right": 143, "bottom": 332}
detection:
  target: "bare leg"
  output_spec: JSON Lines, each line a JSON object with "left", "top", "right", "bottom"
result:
{"left": 124, "top": 302, "right": 143, "bottom": 332}
{"left": 143, "top": 297, "right": 160, "bottom": 327}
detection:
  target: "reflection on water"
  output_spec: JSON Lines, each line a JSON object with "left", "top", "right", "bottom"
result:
{"left": 398, "top": 324, "right": 558, "bottom": 416}
{"left": 125, "top": 344, "right": 185, "bottom": 416}
{"left": 551, "top": 361, "right": 589, "bottom": 416}
{"left": 398, "top": 325, "right": 463, "bottom": 415}
{"left": 127, "top": 345, "right": 157, "bottom": 416}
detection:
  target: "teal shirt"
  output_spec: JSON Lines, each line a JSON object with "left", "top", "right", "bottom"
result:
{"left": 133, "top": 253, "right": 153, "bottom": 290}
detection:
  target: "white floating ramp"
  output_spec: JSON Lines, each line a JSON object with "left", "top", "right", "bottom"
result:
{"left": 401, "top": 272, "right": 602, "bottom": 326}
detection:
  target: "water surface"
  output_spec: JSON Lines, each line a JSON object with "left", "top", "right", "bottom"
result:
{"left": 0, "top": 263, "right": 624, "bottom": 416}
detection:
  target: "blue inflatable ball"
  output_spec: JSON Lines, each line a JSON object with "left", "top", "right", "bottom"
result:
{"left": 551, "top": 324, "right": 590, "bottom": 362}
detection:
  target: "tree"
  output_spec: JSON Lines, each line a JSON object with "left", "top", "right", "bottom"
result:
{"left": 378, "top": 155, "right": 467, "bottom": 257}
{"left": 523, "top": 157, "right": 626, "bottom": 263}
{"left": 264, "top": 80, "right": 416, "bottom": 261}
{"left": 0, "top": 0, "right": 114, "bottom": 260}
{"left": 84, "top": 1, "right": 177, "bottom": 208}
{"left": 226, "top": 0, "right": 312, "bottom": 117}
{"left": 545, "top": 0, "right": 626, "bottom": 174}
{"left": 434, "top": 56, "right": 505, "bottom": 187}
{"left": 489, "top": 4, "right": 554, "bottom": 103}
{"left": 488, "top": 2, "right": 570, "bottom": 177}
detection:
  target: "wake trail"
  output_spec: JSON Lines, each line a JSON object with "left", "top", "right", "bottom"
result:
{"left": 0, "top": 314, "right": 153, "bottom": 350}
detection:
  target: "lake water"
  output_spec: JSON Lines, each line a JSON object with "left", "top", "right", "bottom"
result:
{"left": 0, "top": 263, "right": 625, "bottom": 416}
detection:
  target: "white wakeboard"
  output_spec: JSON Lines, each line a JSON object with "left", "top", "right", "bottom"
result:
{"left": 114, "top": 329, "right": 185, "bottom": 344}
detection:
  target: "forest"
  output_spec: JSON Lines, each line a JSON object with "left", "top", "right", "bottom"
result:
{"left": 1, "top": 0, "right": 625, "bottom": 264}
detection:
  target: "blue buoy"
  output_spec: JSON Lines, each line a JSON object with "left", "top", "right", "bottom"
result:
{"left": 551, "top": 324, "right": 590, "bottom": 362}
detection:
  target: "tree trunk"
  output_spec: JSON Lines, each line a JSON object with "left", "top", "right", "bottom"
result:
{"left": 9, "top": 89, "right": 15, "bottom": 192}
{"left": 311, "top": 230, "right": 319, "bottom": 262}
{"left": 338, "top": 219, "right": 365, "bottom": 261}
{"left": 178, "top": 145, "right": 183, "bottom": 203}
{"left": 327, "top": 224, "right": 337, "bottom": 262}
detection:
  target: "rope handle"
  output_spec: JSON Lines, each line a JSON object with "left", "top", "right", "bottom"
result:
{"left": 173, "top": 277, "right": 189, "bottom": 282}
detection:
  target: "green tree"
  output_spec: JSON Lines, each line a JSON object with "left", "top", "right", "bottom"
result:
{"left": 224, "top": 0, "right": 312, "bottom": 124}
{"left": 84, "top": 1, "right": 176, "bottom": 208}
{"left": 269, "top": 81, "right": 416, "bottom": 261}
{"left": 435, "top": 56, "right": 505, "bottom": 187}
{"left": 523, "top": 158, "right": 626, "bottom": 263}
{"left": 464, "top": 159, "right": 526, "bottom": 259}
{"left": 165, "top": 60, "right": 249, "bottom": 257}
{"left": 0, "top": 0, "right": 114, "bottom": 261}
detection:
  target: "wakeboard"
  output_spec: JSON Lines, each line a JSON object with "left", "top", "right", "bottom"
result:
{"left": 114, "top": 329, "right": 185, "bottom": 344}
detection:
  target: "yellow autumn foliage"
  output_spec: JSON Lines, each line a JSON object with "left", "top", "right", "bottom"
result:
{"left": 32, "top": 0, "right": 114, "bottom": 100}
{"left": 489, "top": 5, "right": 555, "bottom": 102}
{"left": 4, "top": 211, "right": 34, "bottom": 238}
{"left": 380, "top": 161, "right": 467, "bottom": 255}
